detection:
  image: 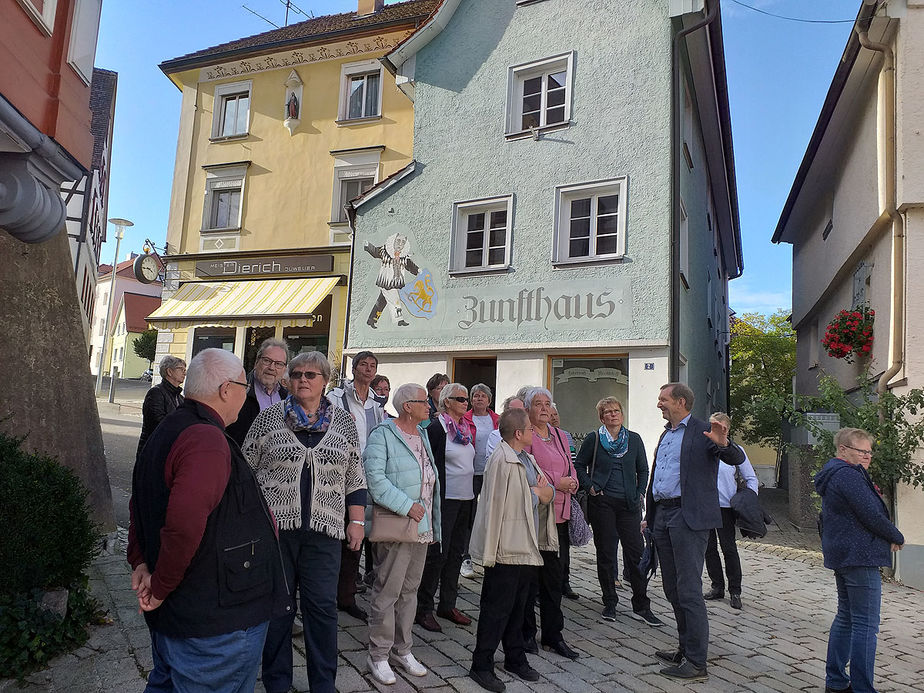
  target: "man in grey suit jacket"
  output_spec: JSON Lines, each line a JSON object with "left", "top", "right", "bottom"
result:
{"left": 643, "top": 383, "right": 744, "bottom": 681}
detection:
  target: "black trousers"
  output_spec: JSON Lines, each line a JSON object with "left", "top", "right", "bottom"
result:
{"left": 559, "top": 514, "right": 572, "bottom": 587}
{"left": 337, "top": 540, "right": 361, "bottom": 608}
{"left": 705, "top": 507, "right": 742, "bottom": 595}
{"left": 587, "top": 494, "right": 649, "bottom": 612}
{"left": 417, "top": 498, "right": 472, "bottom": 614}
{"left": 523, "top": 522, "right": 567, "bottom": 646}
{"left": 462, "top": 475, "right": 484, "bottom": 562}
{"left": 472, "top": 563, "right": 531, "bottom": 671}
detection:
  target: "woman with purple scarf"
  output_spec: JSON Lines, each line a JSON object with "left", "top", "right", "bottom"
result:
{"left": 414, "top": 383, "right": 476, "bottom": 632}
{"left": 243, "top": 350, "right": 366, "bottom": 693}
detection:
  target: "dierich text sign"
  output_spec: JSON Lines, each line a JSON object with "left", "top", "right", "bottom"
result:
{"left": 195, "top": 255, "right": 334, "bottom": 278}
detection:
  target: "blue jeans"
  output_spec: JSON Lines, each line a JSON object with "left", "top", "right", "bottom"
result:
{"left": 825, "top": 566, "right": 882, "bottom": 693}
{"left": 146, "top": 622, "right": 268, "bottom": 693}
{"left": 262, "top": 528, "right": 341, "bottom": 693}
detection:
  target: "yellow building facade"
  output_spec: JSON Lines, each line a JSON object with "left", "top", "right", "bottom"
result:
{"left": 148, "top": 1, "right": 436, "bottom": 372}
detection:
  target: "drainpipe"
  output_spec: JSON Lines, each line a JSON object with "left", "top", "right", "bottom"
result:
{"left": 855, "top": 19, "right": 903, "bottom": 402}
{"left": 670, "top": 1, "right": 718, "bottom": 381}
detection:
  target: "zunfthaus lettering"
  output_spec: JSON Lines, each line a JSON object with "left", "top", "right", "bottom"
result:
{"left": 458, "top": 286, "right": 622, "bottom": 330}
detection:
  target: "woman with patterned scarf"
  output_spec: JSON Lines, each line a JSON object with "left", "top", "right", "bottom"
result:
{"left": 414, "top": 383, "right": 476, "bottom": 632}
{"left": 242, "top": 350, "right": 366, "bottom": 693}
{"left": 575, "top": 397, "right": 665, "bottom": 628}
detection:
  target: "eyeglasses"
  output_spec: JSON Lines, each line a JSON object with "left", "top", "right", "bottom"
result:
{"left": 226, "top": 380, "right": 248, "bottom": 388}
{"left": 842, "top": 444, "right": 873, "bottom": 457}
{"left": 447, "top": 396, "right": 469, "bottom": 403}
{"left": 289, "top": 370, "right": 324, "bottom": 381}
{"left": 258, "top": 356, "right": 287, "bottom": 369}
{"left": 403, "top": 400, "right": 427, "bottom": 405}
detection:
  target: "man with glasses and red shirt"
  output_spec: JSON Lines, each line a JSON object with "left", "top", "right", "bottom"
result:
{"left": 227, "top": 338, "right": 290, "bottom": 446}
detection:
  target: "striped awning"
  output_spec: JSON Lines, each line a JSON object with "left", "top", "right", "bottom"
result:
{"left": 147, "top": 277, "right": 339, "bottom": 330}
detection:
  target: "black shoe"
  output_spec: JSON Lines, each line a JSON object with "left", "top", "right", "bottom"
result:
{"left": 562, "top": 583, "right": 579, "bottom": 600}
{"left": 503, "top": 662, "right": 539, "bottom": 682}
{"left": 469, "top": 668, "right": 505, "bottom": 692}
{"left": 543, "top": 640, "right": 579, "bottom": 660}
{"left": 630, "top": 609, "right": 665, "bottom": 627}
{"left": 703, "top": 587, "right": 725, "bottom": 600}
{"left": 654, "top": 649, "right": 683, "bottom": 666}
{"left": 601, "top": 605, "right": 618, "bottom": 622}
{"left": 415, "top": 612, "right": 442, "bottom": 632}
{"left": 523, "top": 637, "right": 538, "bottom": 655}
{"left": 338, "top": 603, "right": 368, "bottom": 622}
{"left": 660, "top": 658, "right": 708, "bottom": 680}
{"left": 730, "top": 594, "right": 742, "bottom": 610}
{"left": 824, "top": 687, "right": 853, "bottom": 693}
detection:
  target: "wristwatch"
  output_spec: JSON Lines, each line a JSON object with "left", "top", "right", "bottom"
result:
{"left": 350, "top": 520, "right": 365, "bottom": 526}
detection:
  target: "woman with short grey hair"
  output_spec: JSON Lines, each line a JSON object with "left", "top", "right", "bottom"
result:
{"left": 136, "top": 356, "right": 186, "bottom": 461}
{"left": 415, "top": 383, "right": 476, "bottom": 632}
{"left": 243, "top": 350, "right": 365, "bottom": 693}
{"left": 461, "top": 383, "right": 499, "bottom": 579}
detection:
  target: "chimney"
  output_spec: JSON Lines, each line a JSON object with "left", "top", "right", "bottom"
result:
{"left": 357, "top": 0, "right": 385, "bottom": 16}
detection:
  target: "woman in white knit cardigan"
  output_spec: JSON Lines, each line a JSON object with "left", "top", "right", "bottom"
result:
{"left": 243, "top": 350, "right": 366, "bottom": 693}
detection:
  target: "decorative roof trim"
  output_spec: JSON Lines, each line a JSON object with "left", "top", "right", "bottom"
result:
{"left": 382, "top": 0, "right": 460, "bottom": 74}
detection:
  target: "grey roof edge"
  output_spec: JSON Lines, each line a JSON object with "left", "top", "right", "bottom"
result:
{"left": 771, "top": 1, "right": 877, "bottom": 244}
{"left": 707, "top": 1, "right": 744, "bottom": 278}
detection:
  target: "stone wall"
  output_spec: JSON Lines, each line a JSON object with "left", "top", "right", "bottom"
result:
{"left": 0, "top": 230, "right": 114, "bottom": 529}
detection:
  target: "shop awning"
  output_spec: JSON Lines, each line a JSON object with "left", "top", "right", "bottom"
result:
{"left": 147, "top": 277, "right": 339, "bottom": 330}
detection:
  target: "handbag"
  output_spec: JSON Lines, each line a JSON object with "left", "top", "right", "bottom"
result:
{"left": 555, "top": 429, "right": 593, "bottom": 547}
{"left": 368, "top": 502, "right": 420, "bottom": 543}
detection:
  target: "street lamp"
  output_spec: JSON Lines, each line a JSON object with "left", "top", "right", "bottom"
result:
{"left": 95, "top": 218, "right": 134, "bottom": 393}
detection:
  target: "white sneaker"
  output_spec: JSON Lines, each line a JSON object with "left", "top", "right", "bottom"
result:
{"left": 391, "top": 651, "right": 427, "bottom": 677}
{"left": 367, "top": 655, "right": 397, "bottom": 685}
{"left": 460, "top": 558, "right": 476, "bottom": 579}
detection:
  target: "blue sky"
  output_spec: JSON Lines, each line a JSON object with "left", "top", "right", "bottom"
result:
{"left": 94, "top": 0, "right": 859, "bottom": 316}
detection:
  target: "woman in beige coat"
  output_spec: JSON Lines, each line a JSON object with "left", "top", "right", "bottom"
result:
{"left": 467, "top": 408, "right": 556, "bottom": 692}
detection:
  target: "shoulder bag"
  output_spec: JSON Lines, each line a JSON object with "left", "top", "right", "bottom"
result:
{"left": 555, "top": 428, "right": 593, "bottom": 548}
{"left": 369, "top": 503, "right": 420, "bottom": 543}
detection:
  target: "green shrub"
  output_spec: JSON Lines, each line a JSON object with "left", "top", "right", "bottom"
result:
{"left": 0, "top": 431, "right": 101, "bottom": 593}
{"left": 0, "top": 431, "right": 106, "bottom": 679}
{"left": 0, "top": 581, "right": 106, "bottom": 680}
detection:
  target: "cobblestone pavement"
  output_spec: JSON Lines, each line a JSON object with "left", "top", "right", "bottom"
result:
{"left": 3, "top": 521, "right": 923, "bottom": 693}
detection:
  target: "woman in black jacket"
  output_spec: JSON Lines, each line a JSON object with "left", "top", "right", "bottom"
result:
{"left": 136, "top": 356, "right": 186, "bottom": 460}
{"left": 575, "top": 397, "right": 663, "bottom": 627}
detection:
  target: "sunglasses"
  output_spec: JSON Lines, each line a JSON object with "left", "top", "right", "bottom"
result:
{"left": 289, "top": 370, "right": 324, "bottom": 381}
{"left": 447, "top": 396, "right": 469, "bottom": 403}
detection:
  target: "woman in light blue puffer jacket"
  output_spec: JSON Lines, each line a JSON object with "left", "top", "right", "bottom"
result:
{"left": 362, "top": 383, "right": 442, "bottom": 685}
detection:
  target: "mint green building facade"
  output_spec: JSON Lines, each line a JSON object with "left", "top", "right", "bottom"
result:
{"left": 347, "top": 0, "right": 741, "bottom": 451}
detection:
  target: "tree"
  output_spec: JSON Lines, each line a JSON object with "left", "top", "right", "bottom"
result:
{"left": 729, "top": 310, "right": 796, "bottom": 457}
{"left": 790, "top": 369, "right": 924, "bottom": 491}
{"left": 132, "top": 329, "right": 157, "bottom": 368}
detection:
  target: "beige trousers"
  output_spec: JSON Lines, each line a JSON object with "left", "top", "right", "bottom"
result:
{"left": 368, "top": 541, "right": 429, "bottom": 661}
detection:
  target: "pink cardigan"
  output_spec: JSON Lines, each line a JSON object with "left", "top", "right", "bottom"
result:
{"left": 526, "top": 426, "right": 572, "bottom": 523}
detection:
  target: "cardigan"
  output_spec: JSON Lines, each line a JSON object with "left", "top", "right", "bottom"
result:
{"left": 815, "top": 458, "right": 904, "bottom": 570}
{"left": 469, "top": 441, "right": 558, "bottom": 568}
{"left": 575, "top": 429, "right": 649, "bottom": 510}
{"left": 242, "top": 401, "right": 366, "bottom": 540}
{"left": 363, "top": 419, "right": 442, "bottom": 542}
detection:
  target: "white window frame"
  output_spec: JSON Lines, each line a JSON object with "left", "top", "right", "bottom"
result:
{"left": 66, "top": 0, "right": 101, "bottom": 84}
{"left": 338, "top": 60, "right": 384, "bottom": 123}
{"left": 16, "top": 0, "right": 58, "bottom": 36}
{"left": 211, "top": 81, "right": 252, "bottom": 140}
{"left": 449, "top": 195, "right": 514, "bottom": 275}
{"left": 552, "top": 177, "right": 627, "bottom": 265}
{"left": 202, "top": 164, "right": 248, "bottom": 233}
{"left": 505, "top": 51, "right": 574, "bottom": 139}
{"left": 329, "top": 148, "right": 382, "bottom": 234}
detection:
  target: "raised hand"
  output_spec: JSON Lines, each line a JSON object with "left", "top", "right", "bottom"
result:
{"left": 703, "top": 419, "right": 730, "bottom": 447}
